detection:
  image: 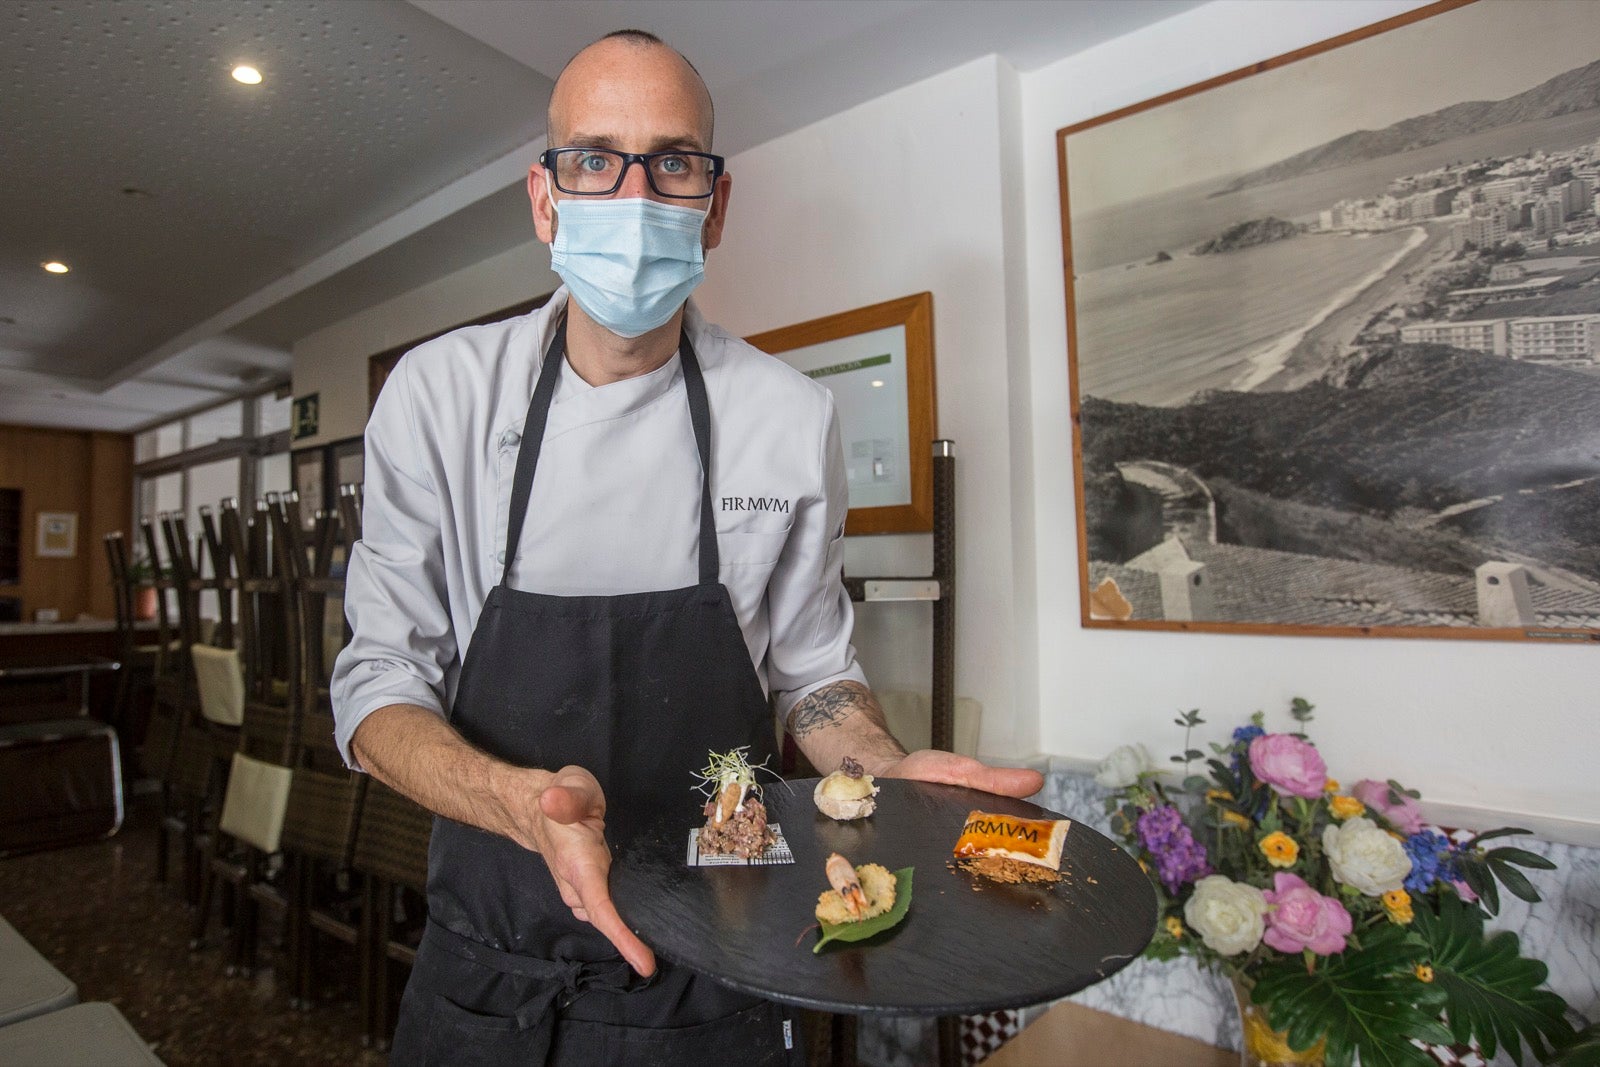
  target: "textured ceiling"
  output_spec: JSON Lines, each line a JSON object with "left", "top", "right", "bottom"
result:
{"left": 0, "top": 0, "right": 549, "bottom": 422}
{"left": 0, "top": 0, "right": 1202, "bottom": 433}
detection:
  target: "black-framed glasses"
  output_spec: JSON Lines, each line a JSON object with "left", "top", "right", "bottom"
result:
{"left": 541, "top": 147, "right": 725, "bottom": 199}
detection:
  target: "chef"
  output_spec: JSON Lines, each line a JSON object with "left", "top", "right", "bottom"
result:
{"left": 331, "top": 28, "right": 1043, "bottom": 1066}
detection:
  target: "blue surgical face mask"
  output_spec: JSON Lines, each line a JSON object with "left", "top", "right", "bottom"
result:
{"left": 548, "top": 190, "right": 708, "bottom": 339}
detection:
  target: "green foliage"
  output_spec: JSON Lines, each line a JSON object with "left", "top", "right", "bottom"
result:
{"left": 1252, "top": 923, "right": 1451, "bottom": 1067}
{"left": 1413, "top": 894, "right": 1574, "bottom": 1064}
{"left": 812, "top": 868, "right": 913, "bottom": 953}
{"left": 1549, "top": 1021, "right": 1600, "bottom": 1067}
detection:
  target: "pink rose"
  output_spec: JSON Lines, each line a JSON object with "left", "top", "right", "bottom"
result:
{"left": 1350, "top": 779, "right": 1425, "bottom": 834}
{"left": 1263, "top": 872, "right": 1352, "bottom": 956}
{"left": 1249, "top": 734, "right": 1327, "bottom": 798}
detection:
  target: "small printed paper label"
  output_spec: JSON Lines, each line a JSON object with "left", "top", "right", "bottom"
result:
{"left": 686, "top": 823, "right": 795, "bottom": 866}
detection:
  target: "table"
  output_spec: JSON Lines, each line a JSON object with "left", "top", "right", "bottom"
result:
{"left": 612, "top": 778, "right": 1157, "bottom": 1017}
{"left": 0, "top": 656, "right": 120, "bottom": 723}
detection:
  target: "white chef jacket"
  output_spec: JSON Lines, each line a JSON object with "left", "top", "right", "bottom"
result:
{"left": 330, "top": 289, "right": 867, "bottom": 768}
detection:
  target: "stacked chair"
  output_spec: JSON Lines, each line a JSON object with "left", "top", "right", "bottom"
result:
{"left": 138, "top": 515, "right": 215, "bottom": 901}
{"left": 267, "top": 493, "right": 367, "bottom": 1012}
{"left": 129, "top": 482, "right": 438, "bottom": 1050}
{"left": 195, "top": 498, "right": 301, "bottom": 970}
{"left": 101, "top": 531, "right": 165, "bottom": 775}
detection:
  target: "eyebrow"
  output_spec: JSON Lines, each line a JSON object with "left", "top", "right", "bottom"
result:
{"left": 563, "top": 131, "right": 710, "bottom": 153}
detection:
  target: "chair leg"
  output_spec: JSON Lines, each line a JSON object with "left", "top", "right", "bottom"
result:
{"left": 290, "top": 855, "right": 313, "bottom": 1011}
{"left": 359, "top": 876, "right": 378, "bottom": 1047}
{"left": 191, "top": 843, "right": 218, "bottom": 949}
{"left": 154, "top": 785, "right": 171, "bottom": 884}
{"left": 182, "top": 796, "right": 203, "bottom": 906}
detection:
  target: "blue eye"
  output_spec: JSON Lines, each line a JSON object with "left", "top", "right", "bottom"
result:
{"left": 579, "top": 154, "right": 611, "bottom": 173}
{"left": 657, "top": 156, "right": 688, "bottom": 175}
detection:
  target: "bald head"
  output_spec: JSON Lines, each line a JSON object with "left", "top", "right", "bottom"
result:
{"left": 547, "top": 31, "right": 715, "bottom": 151}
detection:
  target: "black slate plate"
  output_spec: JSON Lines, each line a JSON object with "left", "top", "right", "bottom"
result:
{"left": 610, "top": 778, "right": 1156, "bottom": 1015}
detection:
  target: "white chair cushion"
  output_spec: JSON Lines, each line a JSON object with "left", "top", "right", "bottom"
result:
{"left": 217, "top": 752, "right": 292, "bottom": 854}
{"left": 191, "top": 644, "right": 244, "bottom": 727}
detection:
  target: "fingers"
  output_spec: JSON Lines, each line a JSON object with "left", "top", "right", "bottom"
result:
{"left": 982, "top": 765, "right": 1046, "bottom": 798}
{"left": 579, "top": 885, "right": 657, "bottom": 978}
{"left": 539, "top": 772, "right": 605, "bottom": 825}
{"left": 884, "top": 750, "right": 1044, "bottom": 798}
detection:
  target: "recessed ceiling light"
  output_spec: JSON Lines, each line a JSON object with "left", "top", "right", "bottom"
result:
{"left": 870, "top": 379, "right": 885, "bottom": 388}
{"left": 41, "top": 261, "right": 69, "bottom": 274}
{"left": 232, "top": 65, "right": 263, "bottom": 85}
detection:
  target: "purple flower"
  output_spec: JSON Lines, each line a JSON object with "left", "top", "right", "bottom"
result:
{"left": 1249, "top": 734, "right": 1328, "bottom": 799}
{"left": 1263, "top": 872, "right": 1352, "bottom": 955}
{"left": 1351, "top": 779, "right": 1425, "bottom": 834}
{"left": 1137, "top": 804, "right": 1211, "bottom": 894}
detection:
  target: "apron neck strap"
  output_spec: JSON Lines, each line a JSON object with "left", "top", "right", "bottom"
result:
{"left": 501, "top": 316, "right": 719, "bottom": 589}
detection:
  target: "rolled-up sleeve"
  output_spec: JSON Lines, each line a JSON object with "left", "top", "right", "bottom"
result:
{"left": 765, "top": 396, "right": 867, "bottom": 723}
{"left": 330, "top": 356, "right": 457, "bottom": 769}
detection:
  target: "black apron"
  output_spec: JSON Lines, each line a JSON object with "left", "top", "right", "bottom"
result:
{"left": 390, "top": 320, "right": 800, "bottom": 1066}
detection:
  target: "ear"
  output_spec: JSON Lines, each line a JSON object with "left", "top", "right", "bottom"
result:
{"left": 701, "top": 171, "right": 733, "bottom": 251}
{"left": 528, "top": 163, "right": 557, "bottom": 244}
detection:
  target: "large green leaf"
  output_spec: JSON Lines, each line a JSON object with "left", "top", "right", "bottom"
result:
{"left": 813, "top": 867, "right": 913, "bottom": 953}
{"left": 1549, "top": 1021, "right": 1600, "bottom": 1067}
{"left": 1412, "top": 894, "right": 1574, "bottom": 1065}
{"left": 1252, "top": 923, "right": 1450, "bottom": 1067}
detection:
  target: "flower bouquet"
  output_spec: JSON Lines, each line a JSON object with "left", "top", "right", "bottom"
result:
{"left": 1097, "top": 698, "right": 1593, "bottom": 1067}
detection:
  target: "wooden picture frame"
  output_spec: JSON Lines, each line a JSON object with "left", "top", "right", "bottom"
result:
{"left": 747, "top": 292, "right": 937, "bottom": 535}
{"left": 35, "top": 511, "right": 77, "bottom": 558}
{"left": 1059, "top": 0, "right": 1600, "bottom": 642}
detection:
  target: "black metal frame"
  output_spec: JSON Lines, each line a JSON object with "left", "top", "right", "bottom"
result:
{"left": 540, "top": 147, "right": 725, "bottom": 199}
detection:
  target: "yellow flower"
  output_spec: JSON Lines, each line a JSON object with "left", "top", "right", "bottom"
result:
{"left": 1383, "top": 888, "right": 1414, "bottom": 925}
{"left": 1259, "top": 831, "right": 1300, "bottom": 868}
{"left": 1324, "top": 778, "right": 1340, "bottom": 793}
{"left": 1222, "top": 811, "right": 1252, "bottom": 829}
{"left": 1165, "top": 916, "right": 1184, "bottom": 939}
{"left": 1415, "top": 964, "right": 1434, "bottom": 983}
{"left": 1206, "top": 789, "right": 1234, "bottom": 802}
{"left": 1329, "top": 795, "right": 1366, "bottom": 820}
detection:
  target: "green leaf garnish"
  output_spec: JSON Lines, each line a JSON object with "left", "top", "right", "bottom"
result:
{"left": 812, "top": 867, "right": 913, "bottom": 954}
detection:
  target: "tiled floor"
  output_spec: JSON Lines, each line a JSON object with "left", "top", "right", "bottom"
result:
{"left": 0, "top": 794, "right": 387, "bottom": 1066}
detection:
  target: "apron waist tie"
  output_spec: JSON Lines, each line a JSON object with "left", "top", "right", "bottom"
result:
{"left": 425, "top": 920, "right": 649, "bottom": 1022}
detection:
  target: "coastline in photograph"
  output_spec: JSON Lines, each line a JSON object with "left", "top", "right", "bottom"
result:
{"left": 1074, "top": 227, "right": 1424, "bottom": 406}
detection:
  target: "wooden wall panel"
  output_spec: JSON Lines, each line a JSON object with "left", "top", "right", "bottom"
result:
{"left": 0, "top": 424, "right": 132, "bottom": 622}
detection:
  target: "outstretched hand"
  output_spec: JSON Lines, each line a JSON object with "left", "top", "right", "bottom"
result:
{"left": 523, "top": 766, "right": 657, "bottom": 977}
{"left": 873, "top": 749, "right": 1044, "bottom": 799}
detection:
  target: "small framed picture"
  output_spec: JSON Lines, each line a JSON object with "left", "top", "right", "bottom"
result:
{"left": 36, "top": 511, "right": 78, "bottom": 558}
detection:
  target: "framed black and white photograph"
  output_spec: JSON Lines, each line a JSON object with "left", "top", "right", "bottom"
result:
{"left": 747, "top": 292, "right": 937, "bottom": 535}
{"left": 1060, "top": 0, "right": 1600, "bottom": 641}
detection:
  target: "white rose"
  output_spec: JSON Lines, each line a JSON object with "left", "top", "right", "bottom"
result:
{"left": 1322, "top": 816, "right": 1411, "bottom": 896}
{"left": 1183, "top": 875, "right": 1267, "bottom": 956}
{"left": 1094, "top": 743, "right": 1153, "bottom": 789}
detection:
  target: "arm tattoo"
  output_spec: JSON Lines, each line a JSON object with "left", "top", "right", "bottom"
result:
{"left": 787, "top": 680, "right": 885, "bottom": 739}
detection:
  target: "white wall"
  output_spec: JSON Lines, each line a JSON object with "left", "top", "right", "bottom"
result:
{"left": 292, "top": 239, "right": 560, "bottom": 448}
{"left": 696, "top": 55, "right": 1036, "bottom": 758}
{"left": 1019, "top": 0, "right": 1598, "bottom": 842}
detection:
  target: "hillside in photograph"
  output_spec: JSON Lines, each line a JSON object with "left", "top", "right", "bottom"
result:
{"left": 1081, "top": 345, "right": 1600, "bottom": 579}
{"left": 1215, "top": 57, "right": 1600, "bottom": 194}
